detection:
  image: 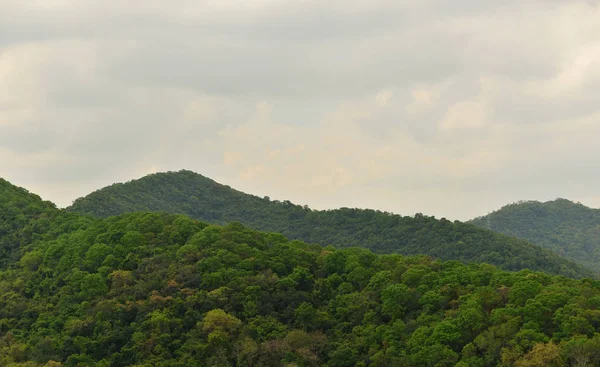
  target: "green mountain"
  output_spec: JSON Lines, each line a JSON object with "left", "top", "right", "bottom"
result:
{"left": 2, "top": 185, "right": 600, "bottom": 366}
{"left": 470, "top": 199, "right": 600, "bottom": 273}
{"left": 0, "top": 178, "right": 59, "bottom": 266}
{"left": 66, "top": 170, "right": 592, "bottom": 278}
{"left": 0, "top": 178, "right": 95, "bottom": 269}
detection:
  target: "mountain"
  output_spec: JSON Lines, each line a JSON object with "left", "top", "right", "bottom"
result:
{"left": 3, "top": 195, "right": 600, "bottom": 366}
{"left": 0, "top": 178, "right": 59, "bottom": 266}
{"left": 469, "top": 199, "right": 600, "bottom": 272}
{"left": 66, "top": 170, "right": 593, "bottom": 278}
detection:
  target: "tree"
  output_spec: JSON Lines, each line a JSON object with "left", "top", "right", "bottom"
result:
{"left": 202, "top": 309, "right": 242, "bottom": 339}
{"left": 20, "top": 251, "right": 43, "bottom": 271}
{"left": 294, "top": 302, "right": 318, "bottom": 330}
{"left": 79, "top": 273, "right": 108, "bottom": 300}
{"left": 381, "top": 284, "right": 410, "bottom": 319}
{"left": 515, "top": 342, "right": 563, "bottom": 367}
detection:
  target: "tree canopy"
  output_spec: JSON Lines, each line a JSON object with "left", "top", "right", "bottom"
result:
{"left": 0, "top": 178, "right": 81, "bottom": 268}
{"left": 1, "top": 209, "right": 600, "bottom": 366}
{"left": 0, "top": 178, "right": 599, "bottom": 365}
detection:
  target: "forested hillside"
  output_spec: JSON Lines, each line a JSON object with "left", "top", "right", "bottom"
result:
{"left": 470, "top": 199, "right": 600, "bottom": 273}
{"left": 1, "top": 203, "right": 600, "bottom": 366}
{"left": 67, "top": 170, "right": 592, "bottom": 277}
{"left": 0, "top": 179, "right": 67, "bottom": 267}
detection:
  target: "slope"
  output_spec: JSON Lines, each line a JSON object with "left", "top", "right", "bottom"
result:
{"left": 2, "top": 210, "right": 600, "bottom": 366}
{"left": 0, "top": 178, "right": 59, "bottom": 266}
{"left": 66, "top": 170, "right": 593, "bottom": 277}
{"left": 470, "top": 199, "right": 600, "bottom": 272}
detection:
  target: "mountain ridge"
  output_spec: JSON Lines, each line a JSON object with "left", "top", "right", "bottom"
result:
{"left": 469, "top": 198, "right": 600, "bottom": 272}
{"left": 2, "top": 176, "right": 600, "bottom": 365}
{"left": 65, "top": 170, "right": 593, "bottom": 278}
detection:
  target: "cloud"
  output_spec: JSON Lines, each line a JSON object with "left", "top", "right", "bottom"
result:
{"left": 1, "top": 0, "right": 600, "bottom": 220}
{"left": 439, "top": 97, "right": 487, "bottom": 131}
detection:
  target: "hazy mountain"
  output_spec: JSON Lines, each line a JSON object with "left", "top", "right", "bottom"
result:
{"left": 66, "top": 170, "right": 592, "bottom": 277}
{"left": 470, "top": 199, "right": 600, "bottom": 272}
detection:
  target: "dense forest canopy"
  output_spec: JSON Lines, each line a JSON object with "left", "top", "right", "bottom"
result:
{"left": 66, "top": 171, "right": 592, "bottom": 278}
{"left": 3, "top": 206, "right": 600, "bottom": 366}
{"left": 0, "top": 178, "right": 62, "bottom": 267}
{"left": 470, "top": 199, "right": 600, "bottom": 273}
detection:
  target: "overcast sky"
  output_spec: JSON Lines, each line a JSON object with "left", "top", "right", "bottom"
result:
{"left": 1, "top": 0, "right": 600, "bottom": 220}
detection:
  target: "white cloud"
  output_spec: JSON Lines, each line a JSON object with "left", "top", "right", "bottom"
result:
{"left": 374, "top": 89, "right": 394, "bottom": 106}
{"left": 439, "top": 97, "right": 487, "bottom": 131}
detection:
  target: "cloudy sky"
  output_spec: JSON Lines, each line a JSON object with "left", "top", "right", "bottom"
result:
{"left": 1, "top": 0, "right": 600, "bottom": 220}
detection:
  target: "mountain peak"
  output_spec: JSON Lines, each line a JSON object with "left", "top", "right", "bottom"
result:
{"left": 470, "top": 198, "right": 600, "bottom": 272}
{"left": 66, "top": 170, "right": 592, "bottom": 277}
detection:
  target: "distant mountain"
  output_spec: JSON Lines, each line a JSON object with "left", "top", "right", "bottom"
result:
{"left": 67, "top": 170, "right": 593, "bottom": 277}
{"left": 469, "top": 199, "right": 600, "bottom": 272}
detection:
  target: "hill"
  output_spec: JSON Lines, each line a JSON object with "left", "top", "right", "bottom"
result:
{"left": 469, "top": 199, "right": 600, "bottom": 273}
{"left": 3, "top": 205, "right": 600, "bottom": 366}
{"left": 67, "top": 170, "right": 593, "bottom": 277}
{"left": 0, "top": 178, "right": 60, "bottom": 267}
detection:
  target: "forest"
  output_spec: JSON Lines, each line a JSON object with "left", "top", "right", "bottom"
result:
{"left": 2, "top": 177, "right": 600, "bottom": 366}
{"left": 470, "top": 199, "right": 600, "bottom": 273}
{"left": 66, "top": 171, "right": 592, "bottom": 278}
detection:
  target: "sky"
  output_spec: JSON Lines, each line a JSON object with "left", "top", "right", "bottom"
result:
{"left": 1, "top": 0, "right": 600, "bottom": 221}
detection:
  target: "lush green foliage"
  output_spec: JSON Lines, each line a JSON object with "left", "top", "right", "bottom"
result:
{"left": 2, "top": 209, "right": 600, "bottom": 366}
{"left": 0, "top": 179, "right": 75, "bottom": 268}
{"left": 470, "top": 199, "right": 600, "bottom": 273}
{"left": 67, "top": 171, "right": 592, "bottom": 277}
